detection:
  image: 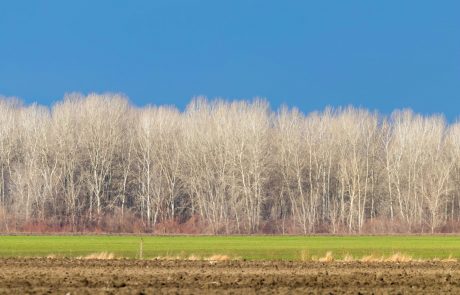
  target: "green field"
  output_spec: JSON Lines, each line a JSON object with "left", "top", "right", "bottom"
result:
{"left": 0, "top": 235, "right": 459, "bottom": 260}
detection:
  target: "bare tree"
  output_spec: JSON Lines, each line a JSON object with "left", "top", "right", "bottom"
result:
{"left": 78, "top": 94, "right": 129, "bottom": 224}
{"left": 134, "top": 106, "right": 183, "bottom": 229}
{"left": 0, "top": 97, "right": 22, "bottom": 230}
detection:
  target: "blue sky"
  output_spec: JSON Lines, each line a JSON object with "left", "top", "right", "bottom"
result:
{"left": 1, "top": 1, "right": 459, "bottom": 119}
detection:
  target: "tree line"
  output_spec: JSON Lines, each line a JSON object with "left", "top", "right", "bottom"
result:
{"left": 0, "top": 93, "right": 459, "bottom": 234}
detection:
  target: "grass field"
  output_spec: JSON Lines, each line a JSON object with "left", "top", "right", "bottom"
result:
{"left": 1, "top": 235, "right": 460, "bottom": 260}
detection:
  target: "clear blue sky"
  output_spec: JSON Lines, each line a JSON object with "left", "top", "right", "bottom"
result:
{"left": 1, "top": 1, "right": 459, "bottom": 119}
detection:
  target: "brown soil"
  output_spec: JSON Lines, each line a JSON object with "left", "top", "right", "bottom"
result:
{"left": 1, "top": 258, "right": 459, "bottom": 294}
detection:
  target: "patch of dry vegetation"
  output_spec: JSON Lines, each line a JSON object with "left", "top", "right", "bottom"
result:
{"left": 386, "top": 252, "right": 413, "bottom": 262}
{"left": 318, "top": 251, "right": 334, "bottom": 262}
{"left": 298, "top": 250, "right": 457, "bottom": 263}
{"left": 342, "top": 253, "right": 354, "bottom": 262}
{"left": 206, "top": 254, "right": 231, "bottom": 261}
{"left": 432, "top": 254, "right": 459, "bottom": 263}
{"left": 442, "top": 255, "right": 458, "bottom": 262}
{"left": 78, "top": 252, "right": 116, "bottom": 260}
{"left": 152, "top": 253, "right": 236, "bottom": 261}
{"left": 299, "top": 249, "right": 310, "bottom": 262}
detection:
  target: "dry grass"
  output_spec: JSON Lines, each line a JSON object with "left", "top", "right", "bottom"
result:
{"left": 359, "top": 253, "right": 414, "bottom": 263}
{"left": 299, "top": 249, "right": 310, "bottom": 261}
{"left": 206, "top": 254, "right": 231, "bottom": 261}
{"left": 386, "top": 252, "right": 413, "bottom": 262}
{"left": 300, "top": 250, "right": 335, "bottom": 262}
{"left": 39, "top": 249, "right": 460, "bottom": 263}
{"left": 296, "top": 251, "right": 445, "bottom": 263}
{"left": 152, "top": 255, "right": 182, "bottom": 260}
{"left": 186, "top": 254, "right": 202, "bottom": 261}
{"left": 360, "top": 254, "right": 382, "bottom": 263}
{"left": 79, "top": 252, "right": 116, "bottom": 260}
{"left": 434, "top": 254, "right": 458, "bottom": 263}
{"left": 342, "top": 253, "right": 354, "bottom": 262}
{"left": 318, "top": 251, "right": 334, "bottom": 262}
{"left": 152, "top": 253, "right": 235, "bottom": 261}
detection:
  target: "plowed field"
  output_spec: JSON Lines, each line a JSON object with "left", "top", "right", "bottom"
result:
{"left": 1, "top": 258, "right": 459, "bottom": 294}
